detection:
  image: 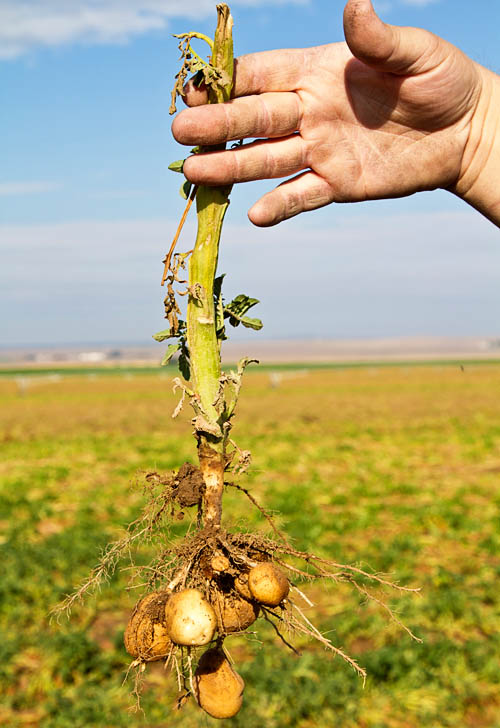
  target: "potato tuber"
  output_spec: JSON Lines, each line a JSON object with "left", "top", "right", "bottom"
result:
{"left": 124, "top": 590, "right": 171, "bottom": 661}
{"left": 194, "top": 647, "right": 244, "bottom": 719}
{"left": 248, "top": 562, "right": 289, "bottom": 607}
{"left": 217, "top": 594, "right": 259, "bottom": 633}
{"left": 165, "top": 588, "right": 217, "bottom": 646}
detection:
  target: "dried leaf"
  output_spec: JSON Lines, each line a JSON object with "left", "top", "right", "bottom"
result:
{"left": 192, "top": 415, "right": 222, "bottom": 437}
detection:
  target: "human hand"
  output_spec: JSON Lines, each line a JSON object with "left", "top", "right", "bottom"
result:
{"left": 172, "top": 0, "right": 494, "bottom": 227}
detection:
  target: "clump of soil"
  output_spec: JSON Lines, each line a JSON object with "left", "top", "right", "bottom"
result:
{"left": 171, "top": 463, "right": 205, "bottom": 508}
{"left": 145, "top": 462, "right": 205, "bottom": 510}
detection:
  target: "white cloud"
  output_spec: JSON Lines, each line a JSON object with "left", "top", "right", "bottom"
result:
{"left": 1, "top": 208, "right": 499, "bottom": 345}
{"left": 400, "top": 0, "right": 439, "bottom": 6}
{"left": 0, "top": 181, "right": 60, "bottom": 196}
{"left": 375, "top": 0, "right": 440, "bottom": 12}
{"left": 0, "top": 0, "right": 302, "bottom": 60}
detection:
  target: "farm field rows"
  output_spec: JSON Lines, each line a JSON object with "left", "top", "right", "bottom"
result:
{"left": 1, "top": 364, "right": 500, "bottom": 727}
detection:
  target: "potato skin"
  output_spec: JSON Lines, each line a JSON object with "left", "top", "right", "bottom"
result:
{"left": 165, "top": 589, "right": 217, "bottom": 646}
{"left": 234, "top": 573, "right": 253, "bottom": 601}
{"left": 124, "top": 591, "right": 171, "bottom": 661}
{"left": 195, "top": 648, "right": 244, "bottom": 719}
{"left": 248, "top": 562, "right": 289, "bottom": 607}
{"left": 218, "top": 595, "right": 259, "bottom": 633}
{"left": 211, "top": 554, "right": 230, "bottom": 573}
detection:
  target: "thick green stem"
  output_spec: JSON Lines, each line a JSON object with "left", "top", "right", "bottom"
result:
{"left": 186, "top": 4, "right": 234, "bottom": 528}
{"left": 187, "top": 187, "right": 229, "bottom": 423}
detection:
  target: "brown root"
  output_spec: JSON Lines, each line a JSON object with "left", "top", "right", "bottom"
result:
{"left": 55, "top": 466, "right": 420, "bottom": 712}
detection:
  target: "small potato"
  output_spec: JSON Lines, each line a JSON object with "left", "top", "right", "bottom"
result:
{"left": 248, "top": 562, "right": 289, "bottom": 607}
{"left": 234, "top": 573, "right": 253, "bottom": 601}
{"left": 195, "top": 648, "right": 244, "bottom": 719}
{"left": 211, "top": 554, "right": 230, "bottom": 573}
{"left": 124, "top": 591, "right": 171, "bottom": 661}
{"left": 165, "top": 588, "right": 216, "bottom": 646}
{"left": 218, "top": 595, "right": 259, "bottom": 633}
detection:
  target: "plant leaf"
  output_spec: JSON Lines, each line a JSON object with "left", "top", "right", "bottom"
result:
{"left": 178, "top": 345, "right": 191, "bottom": 381}
{"left": 161, "top": 343, "right": 181, "bottom": 366}
{"left": 239, "top": 316, "right": 263, "bottom": 331}
{"left": 153, "top": 328, "right": 173, "bottom": 342}
{"left": 225, "top": 294, "right": 260, "bottom": 317}
{"left": 180, "top": 180, "right": 192, "bottom": 199}
{"left": 213, "top": 274, "right": 227, "bottom": 341}
{"left": 224, "top": 294, "right": 262, "bottom": 328}
{"left": 168, "top": 159, "right": 185, "bottom": 173}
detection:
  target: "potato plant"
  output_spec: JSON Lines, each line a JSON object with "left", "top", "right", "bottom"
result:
{"left": 55, "top": 4, "right": 420, "bottom": 719}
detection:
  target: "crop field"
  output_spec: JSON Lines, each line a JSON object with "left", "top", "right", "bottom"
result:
{"left": 1, "top": 363, "right": 500, "bottom": 727}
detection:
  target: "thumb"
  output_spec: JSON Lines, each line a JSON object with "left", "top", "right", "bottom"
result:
{"left": 343, "top": 0, "right": 440, "bottom": 75}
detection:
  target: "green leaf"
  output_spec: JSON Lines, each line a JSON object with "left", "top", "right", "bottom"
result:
{"left": 161, "top": 343, "right": 181, "bottom": 366}
{"left": 224, "top": 294, "right": 262, "bottom": 328}
{"left": 153, "top": 328, "right": 172, "bottom": 342}
{"left": 239, "top": 316, "right": 263, "bottom": 331}
{"left": 180, "top": 180, "right": 192, "bottom": 199}
{"left": 213, "top": 274, "right": 225, "bottom": 301}
{"left": 168, "top": 159, "right": 185, "bottom": 173}
{"left": 225, "top": 294, "right": 260, "bottom": 317}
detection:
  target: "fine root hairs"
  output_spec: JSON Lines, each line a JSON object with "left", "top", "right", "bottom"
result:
{"left": 51, "top": 474, "right": 178, "bottom": 619}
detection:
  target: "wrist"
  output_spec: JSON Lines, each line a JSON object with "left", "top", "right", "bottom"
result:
{"left": 453, "top": 65, "right": 500, "bottom": 226}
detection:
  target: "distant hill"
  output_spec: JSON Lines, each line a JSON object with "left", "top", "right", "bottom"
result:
{"left": 1, "top": 336, "right": 499, "bottom": 368}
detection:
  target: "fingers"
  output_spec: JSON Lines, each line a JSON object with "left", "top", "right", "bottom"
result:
{"left": 182, "top": 49, "right": 307, "bottom": 107}
{"left": 343, "top": 0, "right": 442, "bottom": 75}
{"left": 172, "top": 91, "right": 302, "bottom": 146}
{"left": 183, "top": 135, "right": 306, "bottom": 186}
{"left": 248, "top": 172, "right": 335, "bottom": 227}
{"left": 181, "top": 80, "right": 208, "bottom": 107}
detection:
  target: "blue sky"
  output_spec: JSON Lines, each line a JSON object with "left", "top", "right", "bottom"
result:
{"left": 1, "top": 0, "right": 499, "bottom": 347}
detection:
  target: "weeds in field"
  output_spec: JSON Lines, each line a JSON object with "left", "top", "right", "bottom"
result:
{"left": 3, "top": 366, "right": 500, "bottom": 726}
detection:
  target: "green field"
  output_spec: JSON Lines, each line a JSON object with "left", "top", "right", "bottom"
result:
{"left": 1, "top": 364, "right": 500, "bottom": 727}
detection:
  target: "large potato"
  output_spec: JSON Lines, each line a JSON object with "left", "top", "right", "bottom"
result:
{"left": 248, "top": 562, "right": 289, "bottom": 607}
{"left": 165, "top": 588, "right": 216, "bottom": 646}
{"left": 217, "top": 595, "right": 259, "bottom": 633}
{"left": 124, "top": 590, "right": 171, "bottom": 661}
{"left": 195, "top": 648, "right": 244, "bottom": 719}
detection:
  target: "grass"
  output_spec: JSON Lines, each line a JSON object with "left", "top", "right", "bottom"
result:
{"left": 1, "top": 364, "right": 500, "bottom": 727}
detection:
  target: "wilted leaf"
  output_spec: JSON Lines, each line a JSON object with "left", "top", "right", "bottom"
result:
{"left": 189, "top": 58, "right": 207, "bottom": 74}
{"left": 192, "top": 69, "right": 205, "bottom": 88}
